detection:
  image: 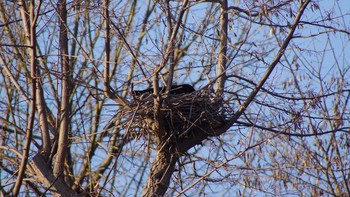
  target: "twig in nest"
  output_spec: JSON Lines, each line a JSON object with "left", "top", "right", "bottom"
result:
{"left": 115, "top": 88, "right": 227, "bottom": 143}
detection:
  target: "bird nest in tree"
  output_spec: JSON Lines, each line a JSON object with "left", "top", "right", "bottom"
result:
{"left": 116, "top": 88, "right": 227, "bottom": 141}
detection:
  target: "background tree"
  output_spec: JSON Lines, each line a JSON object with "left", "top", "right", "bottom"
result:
{"left": 0, "top": 0, "right": 349, "bottom": 196}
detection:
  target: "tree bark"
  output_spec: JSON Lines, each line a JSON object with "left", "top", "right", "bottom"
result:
{"left": 13, "top": 0, "right": 37, "bottom": 195}
{"left": 31, "top": 154, "right": 77, "bottom": 197}
{"left": 53, "top": 0, "right": 71, "bottom": 182}
{"left": 142, "top": 148, "right": 178, "bottom": 197}
{"left": 216, "top": 0, "right": 228, "bottom": 95}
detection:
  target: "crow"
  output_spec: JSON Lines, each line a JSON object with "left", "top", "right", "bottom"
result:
{"left": 133, "top": 84, "right": 195, "bottom": 96}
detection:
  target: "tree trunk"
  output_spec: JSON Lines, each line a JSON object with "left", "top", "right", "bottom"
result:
{"left": 142, "top": 148, "right": 178, "bottom": 197}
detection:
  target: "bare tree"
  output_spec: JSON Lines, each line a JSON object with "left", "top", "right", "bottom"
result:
{"left": 0, "top": 0, "right": 349, "bottom": 196}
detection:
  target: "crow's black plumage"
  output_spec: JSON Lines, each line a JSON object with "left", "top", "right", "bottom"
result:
{"left": 133, "top": 84, "right": 195, "bottom": 96}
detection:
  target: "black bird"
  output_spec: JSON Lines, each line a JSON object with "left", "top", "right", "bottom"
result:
{"left": 133, "top": 84, "right": 195, "bottom": 96}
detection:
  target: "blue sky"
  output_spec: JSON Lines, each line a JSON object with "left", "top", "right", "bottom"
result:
{"left": 1, "top": 0, "right": 349, "bottom": 196}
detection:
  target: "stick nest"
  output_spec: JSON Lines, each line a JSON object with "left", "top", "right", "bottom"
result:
{"left": 116, "top": 88, "right": 228, "bottom": 140}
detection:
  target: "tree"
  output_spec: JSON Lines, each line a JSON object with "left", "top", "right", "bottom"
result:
{"left": 0, "top": 0, "right": 349, "bottom": 196}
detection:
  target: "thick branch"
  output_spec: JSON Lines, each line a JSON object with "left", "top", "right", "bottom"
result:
{"left": 31, "top": 154, "right": 77, "bottom": 196}
{"left": 53, "top": 0, "right": 71, "bottom": 182}
{"left": 13, "top": 0, "right": 36, "bottom": 195}
{"left": 215, "top": 0, "right": 228, "bottom": 95}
